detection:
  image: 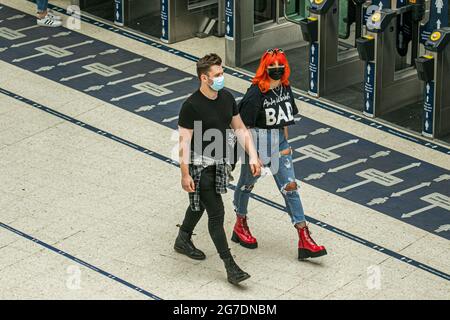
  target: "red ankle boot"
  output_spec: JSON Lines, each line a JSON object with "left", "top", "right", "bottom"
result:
{"left": 231, "top": 215, "right": 258, "bottom": 249}
{"left": 297, "top": 225, "right": 327, "bottom": 260}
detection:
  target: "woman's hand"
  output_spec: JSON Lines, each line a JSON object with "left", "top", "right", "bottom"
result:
{"left": 249, "top": 156, "right": 262, "bottom": 177}
{"left": 181, "top": 174, "right": 195, "bottom": 192}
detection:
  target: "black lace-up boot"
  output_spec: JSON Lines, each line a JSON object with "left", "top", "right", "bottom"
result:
{"left": 174, "top": 229, "right": 206, "bottom": 260}
{"left": 222, "top": 255, "right": 251, "bottom": 285}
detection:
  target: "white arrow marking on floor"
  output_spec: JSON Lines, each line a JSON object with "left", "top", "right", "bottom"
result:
{"left": 53, "top": 31, "right": 71, "bottom": 38}
{"left": 328, "top": 158, "right": 367, "bottom": 173}
{"left": 35, "top": 66, "right": 55, "bottom": 72}
{"left": 304, "top": 172, "right": 326, "bottom": 181}
{"left": 294, "top": 139, "right": 359, "bottom": 162}
{"left": 337, "top": 162, "right": 421, "bottom": 193}
{"left": 62, "top": 40, "right": 94, "bottom": 50}
{"left": 149, "top": 67, "right": 168, "bottom": 74}
{"left": 58, "top": 55, "right": 96, "bottom": 66}
{"left": 435, "top": 224, "right": 450, "bottom": 233}
{"left": 401, "top": 204, "right": 437, "bottom": 219}
{"left": 310, "top": 127, "right": 330, "bottom": 135}
{"left": 327, "top": 139, "right": 359, "bottom": 151}
{"left": 161, "top": 77, "right": 193, "bottom": 87}
{"left": 107, "top": 74, "right": 146, "bottom": 85}
{"left": 162, "top": 115, "right": 179, "bottom": 123}
{"left": 235, "top": 97, "right": 243, "bottom": 102}
{"left": 111, "top": 58, "right": 142, "bottom": 68}
{"left": 61, "top": 71, "right": 93, "bottom": 82}
{"left": 11, "top": 37, "right": 49, "bottom": 48}
{"left": 370, "top": 150, "right": 391, "bottom": 158}
{"left": 367, "top": 197, "right": 389, "bottom": 206}
{"left": 337, "top": 180, "right": 371, "bottom": 193}
{"left": 13, "top": 40, "right": 93, "bottom": 62}
{"left": 288, "top": 135, "right": 307, "bottom": 143}
{"left": 100, "top": 49, "right": 119, "bottom": 55}
{"left": 84, "top": 85, "right": 105, "bottom": 92}
{"left": 390, "top": 182, "right": 431, "bottom": 197}
{"left": 434, "top": 174, "right": 450, "bottom": 182}
{"left": 388, "top": 162, "right": 421, "bottom": 174}
{"left": 0, "top": 47, "right": 7, "bottom": 53}
{"left": 7, "top": 14, "right": 25, "bottom": 20}
{"left": 16, "top": 25, "right": 39, "bottom": 32}
{"left": 0, "top": 20, "right": 3, "bottom": 24}
{"left": 62, "top": 58, "right": 140, "bottom": 82}
{"left": 110, "top": 91, "right": 144, "bottom": 101}
{"left": 134, "top": 105, "right": 155, "bottom": 113}
{"left": 158, "top": 94, "right": 191, "bottom": 106}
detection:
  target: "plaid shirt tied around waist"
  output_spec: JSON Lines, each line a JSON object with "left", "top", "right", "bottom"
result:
{"left": 188, "top": 154, "right": 234, "bottom": 212}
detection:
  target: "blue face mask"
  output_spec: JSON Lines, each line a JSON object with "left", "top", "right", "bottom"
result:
{"left": 209, "top": 75, "right": 225, "bottom": 91}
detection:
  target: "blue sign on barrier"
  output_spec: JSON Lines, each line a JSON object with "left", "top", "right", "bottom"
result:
{"left": 363, "top": 62, "right": 375, "bottom": 117}
{"left": 308, "top": 42, "right": 319, "bottom": 96}
{"left": 114, "top": 0, "right": 124, "bottom": 26}
{"left": 161, "top": 0, "right": 169, "bottom": 43}
{"left": 225, "top": 0, "right": 234, "bottom": 40}
{"left": 421, "top": 0, "right": 449, "bottom": 43}
{"left": 422, "top": 81, "right": 435, "bottom": 137}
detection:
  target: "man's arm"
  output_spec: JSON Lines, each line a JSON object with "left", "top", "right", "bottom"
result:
{"left": 179, "top": 126, "right": 195, "bottom": 192}
{"left": 231, "top": 114, "right": 261, "bottom": 176}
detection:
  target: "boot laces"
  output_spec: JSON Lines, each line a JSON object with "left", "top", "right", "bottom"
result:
{"left": 241, "top": 218, "right": 253, "bottom": 237}
{"left": 229, "top": 256, "right": 242, "bottom": 273}
{"left": 303, "top": 227, "right": 318, "bottom": 246}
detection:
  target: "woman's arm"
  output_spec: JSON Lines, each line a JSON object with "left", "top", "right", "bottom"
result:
{"left": 231, "top": 114, "right": 261, "bottom": 177}
{"left": 284, "top": 126, "right": 288, "bottom": 140}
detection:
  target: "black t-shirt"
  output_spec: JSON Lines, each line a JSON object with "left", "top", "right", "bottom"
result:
{"left": 178, "top": 89, "right": 239, "bottom": 161}
{"left": 239, "top": 84, "right": 299, "bottom": 128}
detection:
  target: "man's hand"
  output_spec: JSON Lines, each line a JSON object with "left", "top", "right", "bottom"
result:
{"left": 181, "top": 174, "right": 195, "bottom": 192}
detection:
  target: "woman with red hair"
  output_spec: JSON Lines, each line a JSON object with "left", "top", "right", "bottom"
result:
{"left": 232, "top": 48, "right": 327, "bottom": 260}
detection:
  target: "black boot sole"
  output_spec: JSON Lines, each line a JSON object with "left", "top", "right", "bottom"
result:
{"left": 231, "top": 231, "right": 258, "bottom": 249}
{"left": 174, "top": 245, "right": 206, "bottom": 260}
{"left": 298, "top": 248, "right": 327, "bottom": 260}
{"left": 228, "top": 273, "right": 251, "bottom": 285}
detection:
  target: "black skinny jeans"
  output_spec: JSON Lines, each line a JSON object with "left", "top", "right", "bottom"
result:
{"left": 180, "top": 166, "right": 231, "bottom": 259}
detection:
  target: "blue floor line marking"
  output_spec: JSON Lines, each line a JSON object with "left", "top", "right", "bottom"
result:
{"left": 41, "top": 2, "right": 450, "bottom": 156}
{"left": 1, "top": 87, "right": 449, "bottom": 283}
{"left": 0, "top": 221, "right": 163, "bottom": 300}
{"left": 0, "top": 4, "right": 449, "bottom": 239}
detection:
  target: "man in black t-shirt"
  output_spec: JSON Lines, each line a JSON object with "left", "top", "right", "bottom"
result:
{"left": 175, "top": 53, "right": 261, "bottom": 285}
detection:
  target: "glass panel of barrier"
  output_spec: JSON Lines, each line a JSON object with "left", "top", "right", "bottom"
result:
{"left": 280, "top": 0, "right": 311, "bottom": 21}
{"left": 255, "top": 0, "right": 276, "bottom": 24}
{"left": 339, "top": 0, "right": 350, "bottom": 39}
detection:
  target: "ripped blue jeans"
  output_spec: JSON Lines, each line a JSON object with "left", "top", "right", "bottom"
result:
{"left": 233, "top": 128, "right": 306, "bottom": 225}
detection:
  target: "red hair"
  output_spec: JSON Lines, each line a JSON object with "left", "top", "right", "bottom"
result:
{"left": 252, "top": 49, "right": 291, "bottom": 93}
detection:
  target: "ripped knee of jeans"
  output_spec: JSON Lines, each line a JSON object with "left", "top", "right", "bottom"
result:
{"left": 240, "top": 184, "right": 255, "bottom": 192}
{"left": 281, "top": 181, "right": 298, "bottom": 195}
{"left": 280, "top": 148, "right": 292, "bottom": 156}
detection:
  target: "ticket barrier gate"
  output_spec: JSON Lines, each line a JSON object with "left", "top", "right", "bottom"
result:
{"left": 415, "top": 28, "right": 450, "bottom": 139}
{"left": 287, "top": 0, "right": 366, "bottom": 97}
{"left": 356, "top": 0, "right": 426, "bottom": 117}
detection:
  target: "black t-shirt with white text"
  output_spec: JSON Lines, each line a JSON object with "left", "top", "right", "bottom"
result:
{"left": 178, "top": 89, "right": 239, "bottom": 161}
{"left": 238, "top": 84, "right": 299, "bottom": 129}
